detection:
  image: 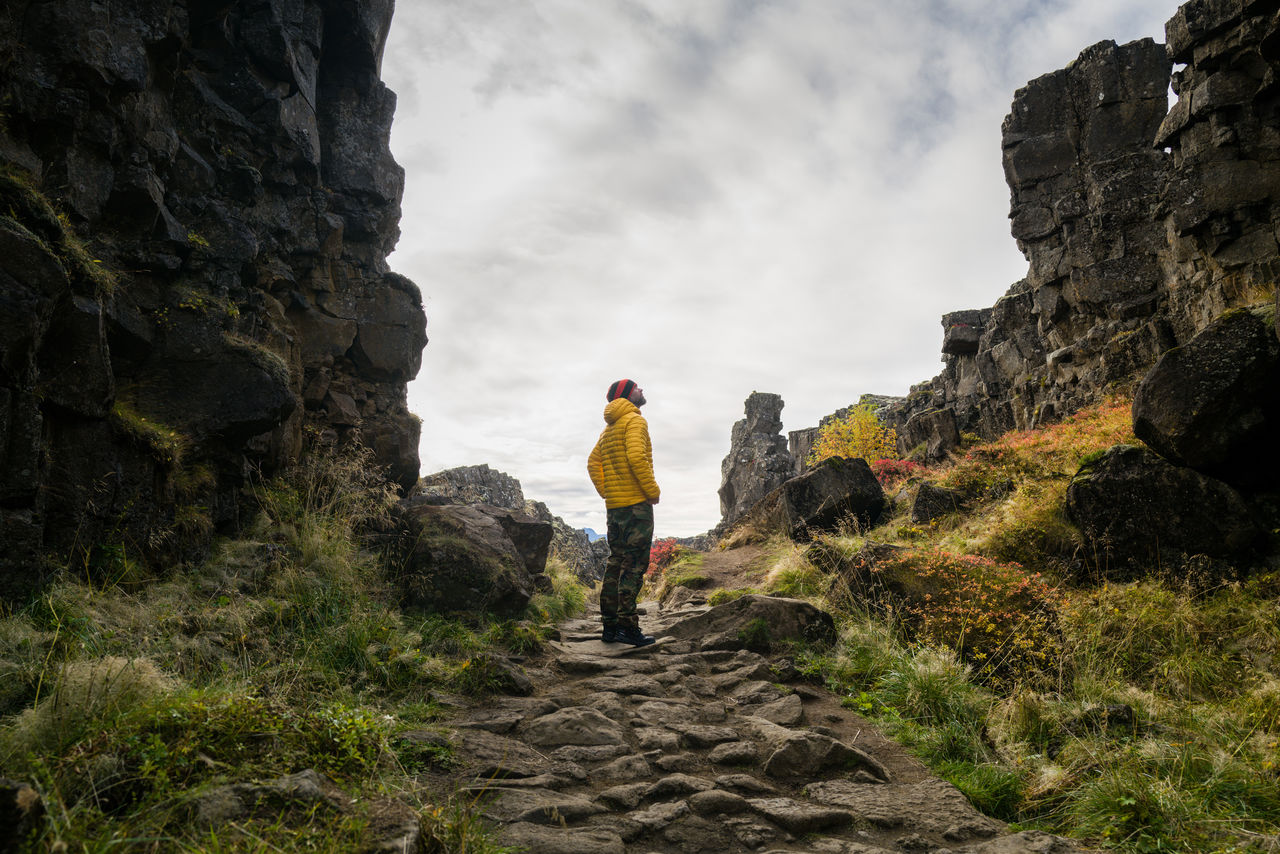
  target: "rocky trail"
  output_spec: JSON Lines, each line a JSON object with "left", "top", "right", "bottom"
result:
{"left": 419, "top": 553, "right": 1094, "bottom": 854}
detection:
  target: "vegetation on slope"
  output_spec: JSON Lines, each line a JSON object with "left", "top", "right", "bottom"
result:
{"left": 727, "top": 398, "right": 1280, "bottom": 853}
{"left": 0, "top": 443, "right": 587, "bottom": 852}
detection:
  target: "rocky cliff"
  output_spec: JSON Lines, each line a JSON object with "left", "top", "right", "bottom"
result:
{"left": 823, "top": 1, "right": 1280, "bottom": 463}
{"left": 886, "top": 36, "right": 1174, "bottom": 443}
{"left": 718, "top": 393, "right": 795, "bottom": 529}
{"left": 0, "top": 0, "right": 426, "bottom": 598}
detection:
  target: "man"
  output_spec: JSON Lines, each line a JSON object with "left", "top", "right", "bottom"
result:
{"left": 588, "top": 378, "right": 660, "bottom": 646}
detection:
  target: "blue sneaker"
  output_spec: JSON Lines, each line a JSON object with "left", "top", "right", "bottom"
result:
{"left": 601, "top": 626, "right": 618, "bottom": 643}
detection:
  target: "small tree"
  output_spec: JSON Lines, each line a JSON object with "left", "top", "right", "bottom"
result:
{"left": 807, "top": 405, "right": 898, "bottom": 466}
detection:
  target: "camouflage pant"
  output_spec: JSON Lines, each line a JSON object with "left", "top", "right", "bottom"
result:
{"left": 601, "top": 502, "right": 654, "bottom": 629}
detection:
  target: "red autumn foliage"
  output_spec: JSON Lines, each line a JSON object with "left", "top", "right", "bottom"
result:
{"left": 647, "top": 538, "right": 684, "bottom": 579}
{"left": 870, "top": 458, "right": 928, "bottom": 492}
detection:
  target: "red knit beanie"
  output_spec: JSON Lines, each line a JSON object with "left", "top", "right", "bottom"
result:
{"left": 607, "top": 379, "right": 637, "bottom": 402}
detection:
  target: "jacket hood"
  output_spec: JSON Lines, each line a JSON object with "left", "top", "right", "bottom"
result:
{"left": 604, "top": 397, "right": 639, "bottom": 424}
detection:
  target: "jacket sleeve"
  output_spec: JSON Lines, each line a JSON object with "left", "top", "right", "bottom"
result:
{"left": 626, "top": 415, "right": 661, "bottom": 502}
{"left": 587, "top": 435, "right": 607, "bottom": 498}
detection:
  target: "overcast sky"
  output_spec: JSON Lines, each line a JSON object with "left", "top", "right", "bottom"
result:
{"left": 380, "top": 0, "right": 1175, "bottom": 539}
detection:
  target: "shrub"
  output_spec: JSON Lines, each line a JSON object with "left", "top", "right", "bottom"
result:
{"left": 647, "top": 537, "right": 685, "bottom": 579}
{"left": 943, "top": 397, "right": 1135, "bottom": 492}
{"left": 870, "top": 458, "right": 928, "bottom": 492}
{"left": 847, "top": 547, "right": 1063, "bottom": 686}
{"left": 807, "top": 405, "right": 899, "bottom": 467}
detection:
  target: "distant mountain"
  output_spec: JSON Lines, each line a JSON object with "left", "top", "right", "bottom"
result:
{"left": 584, "top": 528, "right": 604, "bottom": 542}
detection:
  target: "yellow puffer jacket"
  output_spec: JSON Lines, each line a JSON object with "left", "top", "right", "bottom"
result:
{"left": 588, "top": 398, "right": 661, "bottom": 509}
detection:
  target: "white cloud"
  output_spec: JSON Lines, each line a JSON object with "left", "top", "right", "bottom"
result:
{"left": 383, "top": 0, "right": 1175, "bottom": 537}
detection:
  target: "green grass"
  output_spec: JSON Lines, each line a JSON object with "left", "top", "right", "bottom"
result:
{"left": 647, "top": 551, "right": 710, "bottom": 601}
{"left": 768, "top": 397, "right": 1280, "bottom": 852}
{"left": 0, "top": 443, "right": 583, "bottom": 852}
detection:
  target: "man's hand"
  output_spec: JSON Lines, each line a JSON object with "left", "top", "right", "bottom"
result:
{"left": 649, "top": 497, "right": 660, "bottom": 505}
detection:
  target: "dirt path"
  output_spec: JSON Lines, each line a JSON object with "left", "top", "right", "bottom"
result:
{"left": 423, "top": 549, "right": 1092, "bottom": 854}
{"left": 690, "top": 542, "right": 773, "bottom": 591}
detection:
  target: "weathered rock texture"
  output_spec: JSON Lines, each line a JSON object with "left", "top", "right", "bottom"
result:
{"left": 886, "top": 37, "right": 1175, "bottom": 441}
{"left": 390, "top": 497, "right": 554, "bottom": 618}
{"left": 735, "top": 456, "right": 886, "bottom": 542}
{"left": 423, "top": 592, "right": 1092, "bottom": 854}
{"left": 419, "top": 464, "right": 526, "bottom": 509}
{"left": 1132, "top": 304, "right": 1280, "bottom": 489}
{"left": 1158, "top": 0, "right": 1280, "bottom": 341}
{"left": 0, "top": 0, "right": 425, "bottom": 597}
{"left": 718, "top": 393, "right": 795, "bottom": 528}
{"left": 414, "top": 463, "right": 606, "bottom": 582}
{"left": 1065, "top": 444, "right": 1263, "bottom": 580}
{"left": 802, "top": 3, "right": 1280, "bottom": 501}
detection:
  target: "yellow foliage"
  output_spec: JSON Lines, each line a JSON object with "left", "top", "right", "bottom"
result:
{"left": 807, "top": 405, "right": 898, "bottom": 466}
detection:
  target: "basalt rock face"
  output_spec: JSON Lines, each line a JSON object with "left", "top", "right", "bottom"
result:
{"left": 887, "top": 5, "right": 1280, "bottom": 447}
{"left": 719, "top": 393, "right": 796, "bottom": 528}
{"left": 1158, "top": 0, "right": 1280, "bottom": 341}
{"left": 0, "top": 0, "right": 425, "bottom": 597}
{"left": 887, "top": 38, "right": 1175, "bottom": 442}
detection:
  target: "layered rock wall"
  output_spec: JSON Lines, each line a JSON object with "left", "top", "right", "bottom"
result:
{"left": 1158, "top": 0, "right": 1280, "bottom": 338}
{"left": 886, "top": 38, "right": 1175, "bottom": 441}
{"left": 0, "top": 0, "right": 425, "bottom": 596}
{"left": 882, "top": 3, "right": 1280, "bottom": 449}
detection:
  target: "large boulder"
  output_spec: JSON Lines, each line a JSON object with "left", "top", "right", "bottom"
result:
{"left": 910, "top": 483, "right": 965, "bottom": 524}
{"left": 663, "top": 594, "right": 837, "bottom": 650}
{"left": 390, "top": 499, "right": 553, "bottom": 617}
{"left": 1132, "top": 305, "right": 1280, "bottom": 489}
{"left": 744, "top": 456, "right": 885, "bottom": 541}
{"left": 414, "top": 466, "right": 603, "bottom": 583}
{"left": 1065, "top": 444, "right": 1263, "bottom": 580}
{"left": 899, "top": 408, "right": 961, "bottom": 462}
